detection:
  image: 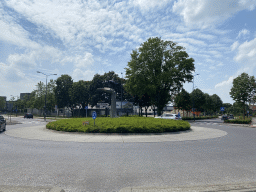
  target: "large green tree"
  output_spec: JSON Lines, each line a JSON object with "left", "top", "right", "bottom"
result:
{"left": 230, "top": 73, "right": 256, "bottom": 119}
{"left": 174, "top": 89, "right": 191, "bottom": 116}
{"left": 202, "top": 93, "right": 212, "bottom": 115}
{"left": 125, "top": 37, "right": 195, "bottom": 115}
{"left": 54, "top": 74, "right": 73, "bottom": 109}
{"left": 70, "top": 80, "right": 91, "bottom": 116}
{"left": 210, "top": 94, "right": 223, "bottom": 115}
{"left": 89, "top": 71, "right": 131, "bottom": 107}
{"left": 190, "top": 88, "right": 205, "bottom": 114}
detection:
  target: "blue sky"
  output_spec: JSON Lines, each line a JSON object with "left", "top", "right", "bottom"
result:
{"left": 1, "top": 0, "right": 256, "bottom": 104}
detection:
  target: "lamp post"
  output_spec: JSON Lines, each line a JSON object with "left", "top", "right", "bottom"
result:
{"left": 37, "top": 71, "right": 57, "bottom": 121}
{"left": 192, "top": 74, "right": 199, "bottom": 121}
{"left": 121, "top": 72, "right": 123, "bottom": 116}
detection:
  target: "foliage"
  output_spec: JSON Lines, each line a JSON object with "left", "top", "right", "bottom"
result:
{"left": 182, "top": 116, "right": 218, "bottom": 120}
{"left": 125, "top": 37, "right": 195, "bottom": 115}
{"left": 69, "top": 80, "right": 91, "bottom": 115}
{"left": 54, "top": 74, "right": 73, "bottom": 108}
{"left": 224, "top": 116, "right": 252, "bottom": 124}
{"left": 89, "top": 71, "right": 131, "bottom": 107}
{"left": 0, "top": 97, "right": 6, "bottom": 110}
{"left": 210, "top": 94, "right": 223, "bottom": 114}
{"left": 190, "top": 88, "right": 205, "bottom": 112}
{"left": 230, "top": 73, "right": 256, "bottom": 120}
{"left": 46, "top": 117, "right": 191, "bottom": 133}
{"left": 202, "top": 93, "right": 212, "bottom": 114}
{"left": 174, "top": 89, "right": 191, "bottom": 112}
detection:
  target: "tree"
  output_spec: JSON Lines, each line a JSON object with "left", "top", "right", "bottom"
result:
{"left": 89, "top": 71, "right": 132, "bottom": 108}
{"left": 210, "top": 94, "right": 223, "bottom": 115}
{"left": 190, "top": 88, "right": 205, "bottom": 115}
{"left": 174, "top": 89, "right": 191, "bottom": 116}
{"left": 222, "top": 103, "right": 232, "bottom": 114}
{"left": 230, "top": 73, "right": 256, "bottom": 119}
{"left": 0, "top": 97, "right": 6, "bottom": 111}
{"left": 202, "top": 93, "right": 213, "bottom": 115}
{"left": 125, "top": 37, "right": 195, "bottom": 115}
{"left": 70, "top": 80, "right": 91, "bottom": 117}
{"left": 54, "top": 75, "right": 73, "bottom": 109}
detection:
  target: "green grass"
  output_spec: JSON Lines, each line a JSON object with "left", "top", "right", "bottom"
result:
{"left": 46, "top": 117, "right": 191, "bottom": 133}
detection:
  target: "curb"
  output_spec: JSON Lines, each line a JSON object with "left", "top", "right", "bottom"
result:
{"left": 119, "top": 182, "right": 256, "bottom": 192}
{"left": 0, "top": 185, "right": 65, "bottom": 192}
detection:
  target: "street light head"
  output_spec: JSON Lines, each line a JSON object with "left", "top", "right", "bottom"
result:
{"left": 37, "top": 71, "right": 41, "bottom": 73}
{"left": 53, "top": 74, "right": 57, "bottom": 75}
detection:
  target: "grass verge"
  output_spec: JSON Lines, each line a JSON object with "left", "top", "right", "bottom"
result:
{"left": 46, "top": 117, "right": 191, "bottom": 133}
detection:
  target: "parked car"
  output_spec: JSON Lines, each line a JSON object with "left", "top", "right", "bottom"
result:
{"left": 24, "top": 113, "right": 33, "bottom": 119}
{"left": 0, "top": 115, "right": 6, "bottom": 132}
{"left": 155, "top": 113, "right": 182, "bottom": 120}
{"left": 228, "top": 114, "right": 234, "bottom": 119}
{"left": 221, "top": 115, "right": 228, "bottom": 120}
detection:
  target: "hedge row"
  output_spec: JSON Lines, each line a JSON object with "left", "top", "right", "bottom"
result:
{"left": 182, "top": 116, "right": 218, "bottom": 120}
{"left": 224, "top": 117, "right": 252, "bottom": 124}
{"left": 46, "top": 117, "right": 191, "bottom": 133}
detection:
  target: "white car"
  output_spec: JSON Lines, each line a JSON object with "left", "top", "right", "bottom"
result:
{"left": 155, "top": 113, "right": 182, "bottom": 120}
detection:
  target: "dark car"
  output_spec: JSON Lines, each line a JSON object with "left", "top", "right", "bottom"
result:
{"left": 228, "top": 114, "right": 234, "bottom": 119}
{"left": 24, "top": 113, "right": 33, "bottom": 119}
{"left": 221, "top": 115, "right": 228, "bottom": 120}
{"left": 0, "top": 115, "right": 6, "bottom": 132}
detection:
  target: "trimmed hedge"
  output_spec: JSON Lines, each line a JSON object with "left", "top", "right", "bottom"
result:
{"left": 46, "top": 117, "right": 191, "bottom": 133}
{"left": 224, "top": 117, "right": 252, "bottom": 124}
{"left": 182, "top": 116, "right": 218, "bottom": 120}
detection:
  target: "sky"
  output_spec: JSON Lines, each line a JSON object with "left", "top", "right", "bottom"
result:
{"left": 0, "top": 0, "right": 256, "bottom": 104}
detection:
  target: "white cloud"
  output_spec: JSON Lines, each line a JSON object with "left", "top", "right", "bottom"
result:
{"left": 234, "top": 38, "right": 256, "bottom": 64}
{"left": 173, "top": 0, "right": 256, "bottom": 29}
{"left": 217, "top": 62, "right": 224, "bottom": 67}
{"left": 237, "top": 29, "right": 250, "bottom": 39}
{"left": 72, "top": 68, "right": 95, "bottom": 82}
{"left": 0, "top": 6, "right": 40, "bottom": 49}
{"left": 231, "top": 41, "right": 239, "bottom": 51}
{"left": 4, "top": 0, "right": 143, "bottom": 52}
{"left": 215, "top": 76, "right": 234, "bottom": 88}
{"left": 131, "top": 0, "right": 170, "bottom": 11}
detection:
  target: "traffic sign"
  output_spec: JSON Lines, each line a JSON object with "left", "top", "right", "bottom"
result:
{"left": 85, "top": 106, "right": 88, "bottom": 109}
{"left": 92, "top": 111, "right": 97, "bottom": 119}
{"left": 220, "top": 107, "right": 225, "bottom": 111}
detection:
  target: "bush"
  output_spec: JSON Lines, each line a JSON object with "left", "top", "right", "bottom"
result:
{"left": 224, "top": 116, "right": 252, "bottom": 124}
{"left": 182, "top": 116, "right": 218, "bottom": 120}
{"left": 46, "top": 117, "right": 191, "bottom": 133}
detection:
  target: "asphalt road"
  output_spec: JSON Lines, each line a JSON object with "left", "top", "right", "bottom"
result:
{"left": 0, "top": 117, "right": 255, "bottom": 192}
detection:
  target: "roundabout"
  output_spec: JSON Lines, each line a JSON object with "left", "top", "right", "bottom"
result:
{"left": 5, "top": 124, "right": 227, "bottom": 142}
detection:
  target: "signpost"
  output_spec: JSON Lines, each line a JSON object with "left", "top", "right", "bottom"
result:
{"left": 92, "top": 111, "right": 97, "bottom": 126}
{"left": 85, "top": 106, "right": 88, "bottom": 117}
{"left": 220, "top": 107, "right": 225, "bottom": 116}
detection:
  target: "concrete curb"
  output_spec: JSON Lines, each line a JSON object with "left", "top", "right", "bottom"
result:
{"left": 0, "top": 185, "right": 65, "bottom": 192}
{"left": 119, "top": 182, "right": 256, "bottom": 192}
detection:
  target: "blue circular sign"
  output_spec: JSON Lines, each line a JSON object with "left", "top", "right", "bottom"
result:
{"left": 92, "top": 111, "right": 97, "bottom": 119}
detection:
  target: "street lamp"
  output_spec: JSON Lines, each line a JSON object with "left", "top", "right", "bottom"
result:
{"left": 192, "top": 74, "right": 199, "bottom": 121}
{"left": 37, "top": 71, "right": 57, "bottom": 121}
{"left": 121, "top": 72, "right": 123, "bottom": 115}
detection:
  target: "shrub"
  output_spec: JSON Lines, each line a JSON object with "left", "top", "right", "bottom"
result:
{"left": 46, "top": 117, "right": 191, "bottom": 133}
